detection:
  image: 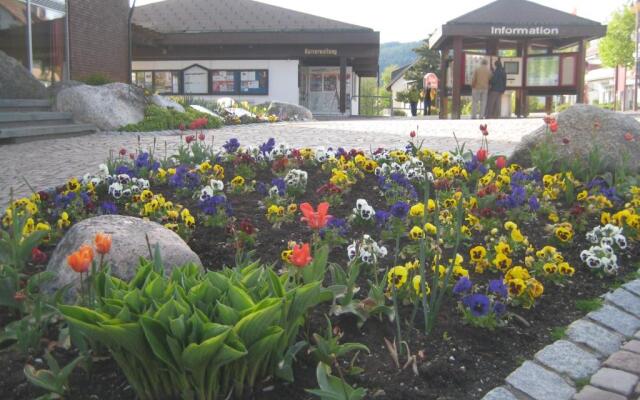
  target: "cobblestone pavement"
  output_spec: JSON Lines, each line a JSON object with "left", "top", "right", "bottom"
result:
{"left": 0, "top": 118, "right": 542, "bottom": 207}
{"left": 484, "top": 280, "right": 640, "bottom": 400}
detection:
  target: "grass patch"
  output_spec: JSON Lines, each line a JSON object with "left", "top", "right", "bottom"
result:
{"left": 550, "top": 326, "right": 567, "bottom": 341}
{"left": 575, "top": 298, "right": 603, "bottom": 314}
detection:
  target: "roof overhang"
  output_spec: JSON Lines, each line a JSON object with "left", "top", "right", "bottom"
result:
{"left": 431, "top": 23, "right": 607, "bottom": 49}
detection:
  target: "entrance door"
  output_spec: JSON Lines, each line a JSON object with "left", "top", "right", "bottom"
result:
{"left": 301, "top": 67, "right": 351, "bottom": 116}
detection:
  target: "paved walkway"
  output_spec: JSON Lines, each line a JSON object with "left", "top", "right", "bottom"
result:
{"left": 484, "top": 281, "right": 640, "bottom": 400}
{"left": 0, "top": 118, "right": 542, "bottom": 206}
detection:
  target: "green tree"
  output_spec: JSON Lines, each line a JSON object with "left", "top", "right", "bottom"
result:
{"left": 599, "top": 5, "right": 636, "bottom": 69}
{"left": 404, "top": 38, "right": 441, "bottom": 90}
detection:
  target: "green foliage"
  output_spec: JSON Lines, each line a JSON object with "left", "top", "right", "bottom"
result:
{"left": 395, "top": 87, "right": 420, "bottom": 104}
{"left": 58, "top": 260, "right": 331, "bottom": 400}
{"left": 119, "top": 105, "right": 223, "bottom": 132}
{"left": 306, "top": 363, "right": 367, "bottom": 400}
{"left": 24, "top": 352, "right": 84, "bottom": 399}
{"left": 310, "top": 316, "right": 369, "bottom": 367}
{"left": 550, "top": 326, "right": 567, "bottom": 341}
{"left": 404, "top": 39, "right": 441, "bottom": 90}
{"left": 379, "top": 41, "right": 420, "bottom": 73}
{"left": 599, "top": 5, "right": 636, "bottom": 69}
{"left": 79, "top": 73, "right": 113, "bottom": 86}
{"left": 0, "top": 208, "right": 48, "bottom": 271}
{"left": 529, "top": 128, "right": 558, "bottom": 175}
{"left": 575, "top": 298, "right": 603, "bottom": 314}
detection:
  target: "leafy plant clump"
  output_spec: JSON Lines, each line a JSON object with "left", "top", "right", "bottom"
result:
{"left": 119, "top": 105, "right": 223, "bottom": 132}
{"left": 59, "top": 259, "right": 331, "bottom": 400}
{"left": 79, "top": 73, "right": 114, "bottom": 86}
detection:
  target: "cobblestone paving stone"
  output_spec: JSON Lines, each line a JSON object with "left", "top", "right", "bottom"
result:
{"left": 0, "top": 118, "right": 541, "bottom": 207}
{"left": 482, "top": 278, "right": 640, "bottom": 400}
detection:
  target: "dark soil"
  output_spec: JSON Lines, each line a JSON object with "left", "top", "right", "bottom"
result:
{"left": 1, "top": 160, "right": 637, "bottom": 400}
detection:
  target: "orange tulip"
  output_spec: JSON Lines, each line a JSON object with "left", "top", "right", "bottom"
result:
{"left": 95, "top": 232, "right": 112, "bottom": 255}
{"left": 290, "top": 243, "right": 312, "bottom": 268}
{"left": 67, "top": 244, "right": 94, "bottom": 273}
{"left": 299, "top": 202, "right": 332, "bottom": 230}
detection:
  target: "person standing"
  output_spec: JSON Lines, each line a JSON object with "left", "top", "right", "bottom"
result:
{"left": 487, "top": 59, "right": 507, "bottom": 118}
{"left": 471, "top": 58, "right": 491, "bottom": 119}
{"left": 423, "top": 83, "right": 432, "bottom": 116}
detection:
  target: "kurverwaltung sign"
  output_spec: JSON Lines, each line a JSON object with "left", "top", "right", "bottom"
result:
{"left": 490, "top": 26, "right": 560, "bottom": 36}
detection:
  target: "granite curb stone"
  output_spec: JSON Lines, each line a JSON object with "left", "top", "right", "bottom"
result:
{"left": 534, "top": 340, "right": 600, "bottom": 380}
{"left": 587, "top": 305, "right": 640, "bottom": 338}
{"left": 505, "top": 361, "right": 575, "bottom": 400}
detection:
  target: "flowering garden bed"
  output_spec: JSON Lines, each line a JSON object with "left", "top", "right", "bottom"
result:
{"left": 1, "top": 123, "right": 639, "bottom": 400}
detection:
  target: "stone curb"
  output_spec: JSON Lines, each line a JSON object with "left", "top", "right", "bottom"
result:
{"left": 482, "top": 281, "right": 640, "bottom": 400}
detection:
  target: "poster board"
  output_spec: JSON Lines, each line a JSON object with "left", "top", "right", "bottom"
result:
{"left": 464, "top": 54, "right": 491, "bottom": 86}
{"left": 240, "top": 70, "right": 268, "bottom": 95}
{"left": 211, "top": 70, "right": 236, "bottom": 94}
{"left": 183, "top": 65, "right": 208, "bottom": 94}
{"left": 526, "top": 56, "right": 560, "bottom": 87}
{"left": 560, "top": 55, "right": 576, "bottom": 86}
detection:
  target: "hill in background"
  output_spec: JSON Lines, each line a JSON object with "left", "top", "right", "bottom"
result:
{"left": 379, "top": 41, "right": 421, "bottom": 73}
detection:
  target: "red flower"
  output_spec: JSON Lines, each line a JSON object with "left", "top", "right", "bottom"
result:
{"left": 543, "top": 115, "right": 552, "bottom": 125}
{"left": 476, "top": 149, "right": 488, "bottom": 162}
{"left": 67, "top": 244, "right": 94, "bottom": 273}
{"left": 479, "top": 124, "right": 489, "bottom": 136}
{"left": 239, "top": 219, "right": 255, "bottom": 235}
{"left": 94, "top": 232, "right": 112, "bottom": 255}
{"left": 562, "top": 137, "right": 570, "bottom": 145}
{"left": 549, "top": 120, "right": 558, "bottom": 133}
{"left": 185, "top": 135, "right": 195, "bottom": 144}
{"left": 178, "top": 123, "right": 185, "bottom": 131}
{"left": 410, "top": 130, "right": 416, "bottom": 138}
{"left": 624, "top": 132, "right": 635, "bottom": 142}
{"left": 290, "top": 243, "right": 312, "bottom": 268}
{"left": 119, "top": 148, "right": 127, "bottom": 156}
{"left": 31, "top": 247, "right": 47, "bottom": 264}
{"left": 198, "top": 132, "right": 206, "bottom": 141}
{"left": 495, "top": 156, "right": 507, "bottom": 169}
{"left": 129, "top": 153, "right": 135, "bottom": 160}
{"left": 300, "top": 202, "right": 332, "bottom": 230}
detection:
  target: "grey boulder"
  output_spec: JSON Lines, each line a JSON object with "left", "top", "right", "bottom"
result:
{"left": 510, "top": 104, "right": 640, "bottom": 172}
{"left": 0, "top": 50, "right": 47, "bottom": 99}
{"left": 150, "top": 94, "right": 185, "bottom": 113}
{"left": 45, "top": 215, "right": 202, "bottom": 297}
{"left": 54, "top": 83, "right": 146, "bottom": 130}
{"left": 266, "top": 101, "right": 313, "bottom": 121}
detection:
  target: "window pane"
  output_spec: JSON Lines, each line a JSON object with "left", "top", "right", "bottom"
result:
{"left": 239, "top": 70, "right": 268, "bottom": 94}
{"left": 153, "top": 71, "right": 174, "bottom": 94}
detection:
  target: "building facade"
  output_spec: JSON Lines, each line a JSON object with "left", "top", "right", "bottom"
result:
{"left": 585, "top": 40, "right": 637, "bottom": 111}
{"left": 0, "top": 0, "right": 129, "bottom": 85}
{"left": 131, "top": 0, "right": 379, "bottom": 116}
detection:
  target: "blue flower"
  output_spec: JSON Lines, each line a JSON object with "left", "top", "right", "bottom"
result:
{"left": 100, "top": 201, "right": 117, "bottom": 214}
{"left": 200, "top": 195, "right": 227, "bottom": 215}
{"left": 493, "top": 301, "right": 506, "bottom": 316}
{"left": 256, "top": 182, "right": 267, "bottom": 196}
{"left": 115, "top": 165, "right": 134, "bottom": 176}
{"left": 390, "top": 201, "right": 409, "bottom": 219}
{"left": 453, "top": 277, "right": 473, "bottom": 294}
{"left": 271, "top": 178, "right": 286, "bottom": 196}
{"left": 259, "top": 138, "right": 276, "bottom": 155}
{"left": 488, "top": 279, "right": 508, "bottom": 298}
{"left": 223, "top": 138, "right": 240, "bottom": 153}
{"left": 528, "top": 196, "right": 540, "bottom": 212}
{"left": 462, "top": 294, "right": 490, "bottom": 317}
{"left": 375, "top": 210, "right": 390, "bottom": 227}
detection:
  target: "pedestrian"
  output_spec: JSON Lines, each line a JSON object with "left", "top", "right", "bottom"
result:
{"left": 486, "top": 59, "right": 507, "bottom": 118}
{"left": 424, "top": 83, "right": 433, "bottom": 116}
{"left": 471, "top": 58, "right": 491, "bottom": 119}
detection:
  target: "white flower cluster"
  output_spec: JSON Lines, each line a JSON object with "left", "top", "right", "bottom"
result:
{"left": 374, "top": 158, "right": 430, "bottom": 182}
{"left": 353, "top": 199, "right": 375, "bottom": 221}
{"left": 81, "top": 164, "right": 110, "bottom": 187}
{"left": 284, "top": 169, "right": 308, "bottom": 189}
{"left": 107, "top": 175, "right": 150, "bottom": 199}
{"left": 347, "top": 234, "right": 388, "bottom": 264}
{"left": 200, "top": 179, "right": 225, "bottom": 201}
{"left": 580, "top": 224, "right": 627, "bottom": 275}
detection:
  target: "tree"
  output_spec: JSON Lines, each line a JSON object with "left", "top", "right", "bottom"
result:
{"left": 404, "top": 38, "right": 441, "bottom": 90}
{"left": 599, "top": 4, "right": 635, "bottom": 109}
{"left": 599, "top": 5, "right": 636, "bottom": 69}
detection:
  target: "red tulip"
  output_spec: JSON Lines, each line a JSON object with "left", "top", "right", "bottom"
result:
{"left": 562, "top": 137, "right": 570, "bottom": 145}
{"left": 31, "top": 247, "right": 47, "bottom": 264}
{"left": 290, "top": 243, "right": 312, "bottom": 268}
{"left": 549, "top": 120, "right": 558, "bottom": 133}
{"left": 476, "top": 149, "right": 488, "bottom": 162}
{"left": 94, "top": 232, "right": 112, "bottom": 255}
{"left": 198, "top": 132, "right": 206, "bottom": 141}
{"left": 178, "top": 123, "right": 185, "bottom": 131}
{"left": 300, "top": 202, "right": 332, "bottom": 230}
{"left": 119, "top": 148, "right": 127, "bottom": 156}
{"left": 495, "top": 156, "right": 507, "bottom": 169}
{"left": 67, "top": 244, "right": 94, "bottom": 273}
{"left": 410, "top": 130, "right": 416, "bottom": 138}
{"left": 543, "top": 115, "right": 552, "bottom": 125}
{"left": 479, "top": 124, "right": 489, "bottom": 136}
{"left": 185, "top": 135, "right": 195, "bottom": 144}
{"left": 624, "top": 132, "right": 634, "bottom": 142}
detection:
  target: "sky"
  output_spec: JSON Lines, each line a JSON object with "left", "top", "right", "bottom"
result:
{"left": 135, "top": 0, "right": 628, "bottom": 43}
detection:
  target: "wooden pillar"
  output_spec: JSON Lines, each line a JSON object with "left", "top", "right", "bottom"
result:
{"left": 521, "top": 39, "right": 529, "bottom": 117}
{"left": 339, "top": 56, "right": 347, "bottom": 114}
{"left": 451, "top": 36, "right": 463, "bottom": 120}
{"left": 576, "top": 41, "right": 586, "bottom": 104}
{"left": 545, "top": 46, "right": 553, "bottom": 114}
{"left": 439, "top": 48, "right": 448, "bottom": 119}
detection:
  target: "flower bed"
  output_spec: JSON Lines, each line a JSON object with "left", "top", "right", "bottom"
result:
{"left": 1, "top": 123, "right": 639, "bottom": 400}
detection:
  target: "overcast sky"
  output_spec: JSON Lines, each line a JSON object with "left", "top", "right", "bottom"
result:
{"left": 135, "top": 0, "right": 628, "bottom": 43}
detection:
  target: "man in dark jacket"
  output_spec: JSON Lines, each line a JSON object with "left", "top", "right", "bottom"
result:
{"left": 486, "top": 59, "right": 507, "bottom": 118}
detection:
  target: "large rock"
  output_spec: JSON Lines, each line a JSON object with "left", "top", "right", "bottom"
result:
{"left": 55, "top": 83, "right": 146, "bottom": 130}
{"left": 0, "top": 50, "right": 47, "bottom": 99}
{"left": 45, "top": 215, "right": 202, "bottom": 297}
{"left": 510, "top": 105, "right": 640, "bottom": 172}
{"left": 190, "top": 104, "right": 222, "bottom": 120}
{"left": 47, "top": 80, "right": 83, "bottom": 98}
{"left": 150, "top": 94, "right": 185, "bottom": 113}
{"left": 266, "top": 101, "right": 313, "bottom": 121}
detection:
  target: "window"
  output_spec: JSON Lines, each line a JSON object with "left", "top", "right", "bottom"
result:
{"left": 153, "top": 71, "right": 180, "bottom": 94}
{"left": 239, "top": 70, "right": 268, "bottom": 95}
{"left": 183, "top": 65, "right": 209, "bottom": 94}
{"left": 212, "top": 69, "right": 269, "bottom": 95}
{"left": 132, "top": 71, "right": 153, "bottom": 91}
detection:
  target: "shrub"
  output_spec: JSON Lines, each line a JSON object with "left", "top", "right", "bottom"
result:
{"left": 80, "top": 73, "right": 113, "bottom": 86}
{"left": 59, "top": 260, "right": 331, "bottom": 400}
{"left": 119, "top": 105, "right": 223, "bottom": 132}
{"left": 392, "top": 110, "right": 407, "bottom": 117}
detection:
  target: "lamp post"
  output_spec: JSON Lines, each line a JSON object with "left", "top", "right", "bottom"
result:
{"left": 26, "top": 0, "right": 33, "bottom": 73}
{"left": 635, "top": 0, "right": 640, "bottom": 111}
